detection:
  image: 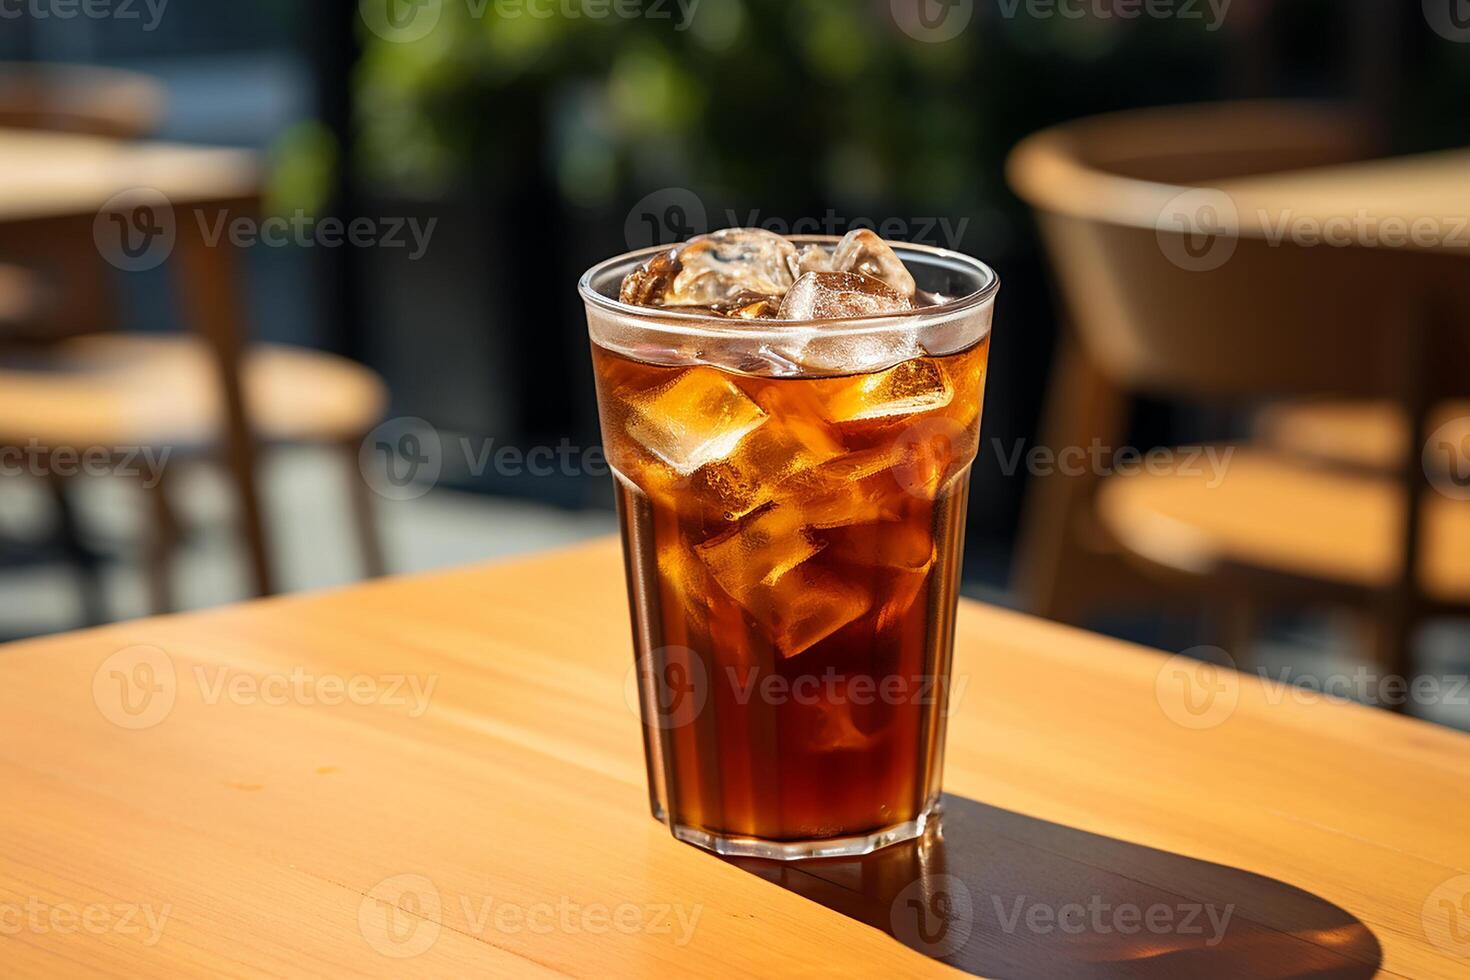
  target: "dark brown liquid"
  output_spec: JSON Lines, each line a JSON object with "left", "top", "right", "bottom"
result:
{"left": 593, "top": 339, "right": 989, "bottom": 844}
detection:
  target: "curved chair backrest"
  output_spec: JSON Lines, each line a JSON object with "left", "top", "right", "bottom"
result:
{"left": 0, "top": 63, "right": 165, "bottom": 139}
{"left": 1007, "top": 100, "right": 1469, "bottom": 402}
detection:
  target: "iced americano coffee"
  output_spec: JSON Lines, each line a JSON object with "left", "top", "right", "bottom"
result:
{"left": 581, "top": 229, "right": 996, "bottom": 859}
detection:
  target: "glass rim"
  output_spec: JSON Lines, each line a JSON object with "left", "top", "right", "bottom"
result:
{"left": 578, "top": 235, "right": 1000, "bottom": 340}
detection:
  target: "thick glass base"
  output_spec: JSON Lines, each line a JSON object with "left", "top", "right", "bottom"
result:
{"left": 666, "top": 801, "right": 941, "bottom": 860}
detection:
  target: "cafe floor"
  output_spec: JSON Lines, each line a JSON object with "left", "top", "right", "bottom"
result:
{"left": 2, "top": 446, "right": 1466, "bottom": 732}
{"left": 0, "top": 446, "right": 616, "bottom": 637}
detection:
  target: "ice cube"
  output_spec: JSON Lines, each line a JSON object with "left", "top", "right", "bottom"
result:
{"left": 948, "top": 345, "right": 989, "bottom": 428}
{"left": 776, "top": 448, "right": 909, "bottom": 528}
{"left": 891, "top": 415, "right": 973, "bottom": 501}
{"left": 825, "top": 523, "right": 936, "bottom": 630}
{"left": 771, "top": 329, "right": 925, "bottom": 377}
{"left": 695, "top": 507, "right": 871, "bottom": 657}
{"left": 677, "top": 228, "right": 799, "bottom": 296}
{"left": 826, "top": 521, "right": 936, "bottom": 572}
{"left": 695, "top": 506, "right": 821, "bottom": 605}
{"left": 776, "top": 271, "right": 913, "bottom": 321}
{"left": 695, "top": 409, "right": 845, "bottom": 522}
{"left": 796, "top": 243, "right": 835, "bottom": 275}
{"left": 808, "top": 691, "right": 881, "bottom": 752}
{"left": 619, "top": 247, "right": 681, "bottom": 307}
{"left": 621, "top": 382, "right": 845, "bottom": 526}
{"left": 832, "top": 229, "right": 916, "bottom": 297}
{"left": 758, "top": 564, "right": 872, "bottom": 658}
{"left": 875, "top": 571, "right": 929, "bottom": 631}
{"left": 657, "top": 533, "right": 714, "bottom": 626}
{"left": 822, "top": 358, "right": 954, "bottom": 423}
{"left": 725, "top": 294, "right": 783, "bottom": 319}
{"left": 620, "top": 229, "right": 798, "bottom": 312}
{"left": 624, "top": 367, "right": 768, "bottom": 475}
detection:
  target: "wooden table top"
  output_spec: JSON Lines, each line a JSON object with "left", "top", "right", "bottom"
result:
{"left": 0, "top": 127, "right": 259, "bottom": 223}
{"left": 2, "top": 539, "right": 1468, "bottom": 978}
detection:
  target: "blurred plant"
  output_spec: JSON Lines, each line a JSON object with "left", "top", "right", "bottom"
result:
{"left": 343, "top": 0, "right": 1260, "bottom": 253}
{"left": 267, "top": 120, "right": 340, "bottom": 217}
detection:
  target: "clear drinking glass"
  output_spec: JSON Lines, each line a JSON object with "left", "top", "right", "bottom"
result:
{"left": 582, "top": 237, "right": 997, "bottom": 859}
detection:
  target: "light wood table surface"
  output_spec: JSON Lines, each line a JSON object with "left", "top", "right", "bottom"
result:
{"left": 1, "top": 539, "right": 1468, "bottom": 978}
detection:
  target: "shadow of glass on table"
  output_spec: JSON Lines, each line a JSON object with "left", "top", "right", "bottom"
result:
{"left": 722, "top": 795, "right": 1381, "bottom": 978}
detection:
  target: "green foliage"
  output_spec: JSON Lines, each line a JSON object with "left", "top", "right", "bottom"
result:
{"left": 351, "top": 0, "right": 1233, "bottom": 213}
{"left": 267, "top": 120, "right": 340, "bottom": 216}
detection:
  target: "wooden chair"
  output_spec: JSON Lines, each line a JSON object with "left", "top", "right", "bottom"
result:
{"left": 0, "top": 67, "right": 389, "bottom": 619}
{"left": 0, "top": 63, "right": 165, "bottom": 139}
{"left": 1255, "top": 399, "right": 1470, "bottom": 472}
{"left": 1006, "top": 100, "right": 1470, "bottom": 684}
{"left": 0, "top": 262, "right": 50, "bottom": 335}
